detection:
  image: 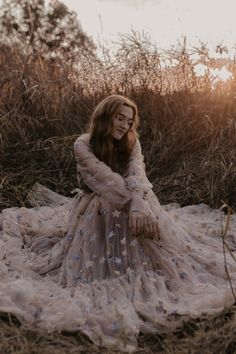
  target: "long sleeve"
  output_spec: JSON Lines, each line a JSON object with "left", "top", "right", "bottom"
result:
{"left": 124, "top": 138, "right": 153, "bottom": 194}
{"left": 124, "top": 138, "right": 154, "bottom": 217}
{"left": 74, "top": 134, "right": 131, "bottom": 209}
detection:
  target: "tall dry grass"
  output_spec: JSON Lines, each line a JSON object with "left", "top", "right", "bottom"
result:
{"left": 0, "top": 33, "right": 236, "bottom": 210}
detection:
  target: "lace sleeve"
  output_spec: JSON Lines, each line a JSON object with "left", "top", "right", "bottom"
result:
{"left": 74, "top": 134, "right": 131, "bottom": 209}
{"left": 124, "top": 138, "right": 154, "bottom": 216}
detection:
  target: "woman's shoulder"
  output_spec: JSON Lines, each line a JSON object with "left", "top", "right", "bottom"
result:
{"left": 74, "top": 133, "right": 91, "bottom": 147}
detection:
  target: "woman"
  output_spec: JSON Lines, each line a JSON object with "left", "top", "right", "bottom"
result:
{"left": 34, "top": 94, "right": 160, "bottom": 284}
{"left": 1, "top": 94, "right": 236, "bottom": 352}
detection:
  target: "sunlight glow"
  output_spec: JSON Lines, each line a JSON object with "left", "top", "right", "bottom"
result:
{"left": 194, "top": 64, "right": 208, "bottom": 77}
{"left": 210, "top": 66, "right": 233, "bottom": 83}
{"left": 194, "top": 64, "right": 233, "bottom": 83}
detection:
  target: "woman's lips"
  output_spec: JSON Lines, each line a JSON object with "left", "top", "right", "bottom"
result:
{"left": 117, "top": 129, "right": 125, "bottom": 134}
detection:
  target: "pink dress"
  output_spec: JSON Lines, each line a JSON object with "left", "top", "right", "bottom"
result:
{"left": 0, "top": 133, "right": 236, "bottom": 352}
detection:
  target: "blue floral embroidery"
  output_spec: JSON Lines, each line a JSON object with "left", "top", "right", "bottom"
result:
{"left": 180, "top": 272, "right": 188, "bottom": 280}
{"left": 99, "top": 207, "right": 108, "bottom": 216}
{"left": 107, "top": 231, "right": 115, "bottom": 239}
{"left": 74, "top": 275, "right": 87, "bottom": 283}
{"left": 114, "top": 257, "right": 122, "bottom": 265}
{"left": 66, "top": 234, "right": 73, "bottom": 240}
{"left": 16, "top": 214, "right": 22, "bottom": 222}
{"left": 87, "top": 213, "right": 93, "bottom": 221}
{"left": 111, "top": 322, "right": 119, "bottom": 331}
{"left": 71, "top": 255, "right": 80, "bottom": 261}
{"left": 170, "top": 310, "right": 178, "bottom": 315}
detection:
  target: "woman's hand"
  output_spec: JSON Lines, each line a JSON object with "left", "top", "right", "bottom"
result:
{"left": 129, "top": 210, "right": 145, "bottom": 236}
{"left": 129, "top": 210, "right": 159, "bottom": 239}
{"left": 144, "top": 215, "right": 159, "bottom": 239}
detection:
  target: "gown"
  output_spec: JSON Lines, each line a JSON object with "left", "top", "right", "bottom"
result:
{"left": 0, "top": 132, "right": 236, "bottom": 353}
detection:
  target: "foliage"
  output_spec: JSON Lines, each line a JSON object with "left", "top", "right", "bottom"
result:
{"left": 0, "top": 0, "right": 95, "bottom": 59}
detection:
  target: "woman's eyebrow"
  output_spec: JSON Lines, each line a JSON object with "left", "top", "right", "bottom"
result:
{"left": 118, "top": 113, "right": 133, "bottom": 120}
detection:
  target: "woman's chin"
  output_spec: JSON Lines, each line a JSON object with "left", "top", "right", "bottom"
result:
{"left": 113, "top": 134, "right": 123, "bottom": 140}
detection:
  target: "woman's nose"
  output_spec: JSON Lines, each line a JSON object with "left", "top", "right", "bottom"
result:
{"left": 121, "top": 121, "right": 129, "bottom": 130}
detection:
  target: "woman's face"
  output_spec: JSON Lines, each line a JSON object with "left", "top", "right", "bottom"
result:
{"left": 111, "top": 105, "right": 134, "bottom": 140}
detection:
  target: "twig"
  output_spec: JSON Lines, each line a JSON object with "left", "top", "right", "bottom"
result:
{"left": 220, "top": 201, "right": 236, "bottom": 303}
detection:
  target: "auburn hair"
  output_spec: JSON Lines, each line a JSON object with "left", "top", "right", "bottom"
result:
{"left": 87, "top": 95, "right": 139, "bottom": 174}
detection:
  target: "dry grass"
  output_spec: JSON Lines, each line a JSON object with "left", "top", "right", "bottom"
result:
{"left": 0, "top": 37, "right": 236, "bottom": 211}
{"left": 1, "top": 307, "right": 236, "bottom": 354}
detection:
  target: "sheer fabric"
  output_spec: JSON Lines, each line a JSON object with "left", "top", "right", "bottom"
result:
{"left": 0, "top": 133, "right": 236, "bottom": 352}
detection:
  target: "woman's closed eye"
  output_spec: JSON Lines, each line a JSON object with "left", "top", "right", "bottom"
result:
{"left": 117, "top": 115, "right": 133, "bottom": 126}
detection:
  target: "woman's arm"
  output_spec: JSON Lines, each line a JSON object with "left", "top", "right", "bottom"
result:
{"left": 125, "top": 138, "right": 154, "bottom": 215}
{"left": 74, "top": 134, "right": 131, "bottom": 209}
{"left": 125, "top": 138, "right": 159, "bottom": 238}
{"left": 124, "top": 138, "right": 153, "bottom": 195}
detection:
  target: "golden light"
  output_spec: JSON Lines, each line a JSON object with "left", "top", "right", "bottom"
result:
{"left": 210, "top": 66, "right": 233, "bottom": 83}
{"left": 194, "top": 63, "right": 232, "bottom": 84}
{"left": 194, "top": 64, "right": 208, "bottom": 77}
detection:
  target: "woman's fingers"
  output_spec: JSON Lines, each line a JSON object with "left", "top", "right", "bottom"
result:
{"left": 129, "top": 213, "right": 146, "bottom": 236}
{"left": 129, "top": 212, "right": 159, "bottom": 239}
{"left": 151, "top": 220, "right": 157, "bottom": 235}
{"left": 155, "top": 220, "right": 159, "bottom": 236}
{"left": 145, "top": 217, "right": 159, "bottom": 239}
{"left": 136, "top": 216, "right": 144, "bottom": 234}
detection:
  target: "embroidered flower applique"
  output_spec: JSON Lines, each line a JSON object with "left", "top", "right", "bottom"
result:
{"left": 121, "top": 237, "right": 126, "bottom": 245}
{"left": 87, "top": 213, "right": 93, "bottom": 221}
{"left": 99, "top": 256, "right": 106, "bottom": 264}
{"left": 179, "top": 271, "right": 188, "bottom": 280}
{"left": 111, "top": 321, "right": 119, "bottom": 331}
{"left": 66, "top": 234, "right": 73, "bottom": 241}
{"left": 112, "top": 210, "right": 121, "bottom": 218}
{"left": 16, "top": 214, "right": 22, "bottom": 222}
{"left": 107, "top": 231, "right": 115, "bottom": 239}
{"left": 74, "top": 275, "right": 87, "bottom": 283}
{"left": 90, "top": 233, "right": 97, "bottom": 241}
{"left": 71, "top": 255, "right": 80, "bottom": 261}
{"left": 122, "top": 250, "right": 127, "bottom": 257}
{"left": 99, "top": 207, "right": 108, "bottom": 216}
{"left": 85, "top": 260, "right": 94, "bottom": 268}
{"left": 130, "top": 239, "right": 137, "bottom": 247}
{"left": 114, "top": 257, "right": 122, "bottom": 265}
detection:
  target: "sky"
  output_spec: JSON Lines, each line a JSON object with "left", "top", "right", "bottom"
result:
{"left": 61, "top": 0, "right": 236, "bottom": 55}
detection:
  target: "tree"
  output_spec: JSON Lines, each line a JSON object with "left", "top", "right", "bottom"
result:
{"left": 0, "top": 0, "right": 95, "bottom": 59}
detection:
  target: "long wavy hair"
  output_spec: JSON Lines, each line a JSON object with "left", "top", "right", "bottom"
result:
{"left": 87, "top": 95, "right": 139, "bottom": 174}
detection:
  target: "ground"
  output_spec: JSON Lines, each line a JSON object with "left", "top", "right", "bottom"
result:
{"left": 1, "top": 306, "right": 236, "bottom": 354}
